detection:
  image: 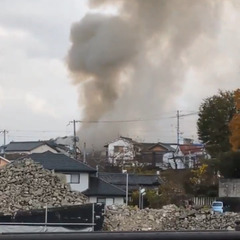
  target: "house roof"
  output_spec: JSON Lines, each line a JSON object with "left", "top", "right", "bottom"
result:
{"left": 83, "top": 177, "right": 126, "bottom": 197}
{"left": 5, "top": 141, "right": 56, "bottom": 152}
{"left": 22, "top": 151, "right": 96, "bottom": 173}
{"left": 179, "top": 144, "right": 204, "bottom": 155}
{"left": 135, "top": 142, "right": 175, "bottom": 152}
{"left": 104, "top": 136, "right": 138, "bottom": 147}
{"left": 98, "top": 172, "right": 162, "bottom": 186}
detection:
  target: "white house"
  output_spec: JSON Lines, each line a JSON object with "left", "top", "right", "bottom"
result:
{"left": 105, "top": 137, "right": 136, "bottom": 166}
{"left": 26, "top": 151, "right": 125, "bottom": 205}
{"left": 105, "top": 137, "right": 175, "bottom": 167}
{"left": 163, "top": 143, "right": 209, "bottom": 169}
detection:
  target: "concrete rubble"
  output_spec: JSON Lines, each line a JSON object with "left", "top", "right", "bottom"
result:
{"left": 104, "top": 204, "right": 240, "bottom": 231}
{"left": 0, "top": 159, "right": 87, "bottom": 215}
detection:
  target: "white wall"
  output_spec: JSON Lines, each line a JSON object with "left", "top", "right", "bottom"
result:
{"left": 65, "top": 172, "right": 89, "bottom": 192}
{"left": 30, "top": 145, "right": 58, "bottom": 154}
{"left": 162, "top": 152, "right": 191, "bottom": 169}
{"left": 108, "top": 139, "right": 134, "bottom": 165}
{"left": 89, "top": 197, "right": 97, "bottom": 203}
{"left": 88, "top": 196, "right": 124, "bottom": 206}
{"left": 114, "top": 197, "right": 124, "bottom": 205}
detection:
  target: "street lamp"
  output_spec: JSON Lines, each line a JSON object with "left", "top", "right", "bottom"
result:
{"left": 139, "top": 187, "right": 146, "bottom": 209}
{"left": 122, "top": 170, "right": 128, "bottom": 205}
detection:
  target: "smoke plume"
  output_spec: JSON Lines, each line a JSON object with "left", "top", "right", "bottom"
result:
{"left": 66, "top": 0, "right": 238, "bottom": 149}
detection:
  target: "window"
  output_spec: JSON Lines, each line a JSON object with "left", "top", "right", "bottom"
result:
{"left": 70, "top": 174, "right": 80, "bottom": 184}
{"left": 97, "top": 198, "right": 106, "bottom": 204}
{"left": 114, "top": 146, "right": 124, "bottom": 153}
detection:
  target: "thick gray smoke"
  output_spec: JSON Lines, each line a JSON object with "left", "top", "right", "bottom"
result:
{"left": 66, "top": 0, "right": 232, "bottom": 150}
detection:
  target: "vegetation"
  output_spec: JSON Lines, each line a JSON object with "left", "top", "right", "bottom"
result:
{"left": 197, "top": 90, "right": 236, "bottom": 157}
{"left": 187, "top": 163, "right": 218, "bottom": 197}
{"left": 229, "top": 89, "right": 240, "bottom": 151}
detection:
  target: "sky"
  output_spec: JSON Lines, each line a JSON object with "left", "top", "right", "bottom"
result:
{"left": 0, "top": 0, "right": 239, "bottom": 148}
{"left": 0, "top": 0, "right": 88, "bottom": 145}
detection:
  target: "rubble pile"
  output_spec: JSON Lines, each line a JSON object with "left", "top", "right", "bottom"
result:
{"left": 104, "top": 204, "right": 240, "bottom": 231}
{"left": 0, "top": 159, "right": 87, "bottom": 215}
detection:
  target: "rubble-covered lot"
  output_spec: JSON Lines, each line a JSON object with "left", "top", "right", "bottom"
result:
{"left": 104, "top": 204, "right": 240, "bottom": 231}
{"left": 0, "top": 159, "right": 86, "bottom": 215}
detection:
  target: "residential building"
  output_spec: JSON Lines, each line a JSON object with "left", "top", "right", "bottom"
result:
{"left": 163, "top": 143, "right": 208, "bottom": 169}
{"left": 98, "top": 172, "right": 162, "bottom": 192}
{"left": 135, "top": 142, "right": 175, "bottom": 167}
{"left": 105, "top": 136, "right": 175, "bottom": 168}
{"left": 3, "top": 141, "right": 58, "bottom": 160}
{"left": 83, "top": 177, "right": 125, "bottom": 205}
{"left": 105, "top": 136, "right": 137, "bottom": 166}
{"left": 20, "top": 151, "right": 125, "bottom": 205}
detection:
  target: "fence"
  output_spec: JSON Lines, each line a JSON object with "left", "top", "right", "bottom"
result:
{"left": 0, "top": 203, "right": 105, "bottom": 233}
{"left": 192, "top": 197, "right": 216, "bottom": 206}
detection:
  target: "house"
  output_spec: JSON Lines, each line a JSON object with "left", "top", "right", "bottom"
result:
{"left": 163, "top": 143, "right": 208, "bottom": 169}
{"left": 83, "top": 177, "right": 125, "bottom": 205}
{"left": 26, "top": 151, "right": 95, "bottom": 192}
{"left": 19, "top": 151, "right": 125, "bottom": 205}
{"left": 3, "top": 141, "right": 58, "bottom": 160}
{"left": 135, "top": 142, "right": 175, "bottom": 167}
{"left": 98, "top": 172, "right": 162, "bottom": 192}
{"left": 105, "top": 136, "right": 137, "bottom": 166}
{"left": 105, "top": 136, "right": 175, "bottom": 167}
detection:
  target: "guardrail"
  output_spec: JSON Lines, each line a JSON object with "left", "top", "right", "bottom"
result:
{"left": 1, "top": 231, "right": 240, "bottom": 240}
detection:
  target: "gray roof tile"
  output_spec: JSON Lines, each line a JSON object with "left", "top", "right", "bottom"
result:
{"left": 98, "top": 173, "right": 162, "bottom": 186}
{"left": 5, "top": 141, "right": 54, "bottom": 152}
{"left": 23, "top": 151, "right": 96, "bottom": 173}
{"left": 83, "top": 177, "right": 126, "bottom": 197}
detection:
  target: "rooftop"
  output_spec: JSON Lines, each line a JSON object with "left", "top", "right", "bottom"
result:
{"left": 5, "top": 141, "right": 56, "bottom": 152}
{"left": 83, "top": 177, "right": 126, "bottom": 197}
{"left": 22, "top": 151, "right": 96, "bottom": 173}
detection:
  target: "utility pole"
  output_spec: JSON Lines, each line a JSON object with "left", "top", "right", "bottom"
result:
{"left": 73, "top": 120, "right": 77, "bottom": 159}
{"left": 83, "top": 142, "right": 86, "bottom": 163}
{"left": 0, "top": 130, "right": 8, "bottom": 158}
{"left": 69, "top": 120, "right": 80, "bottom": 160}
{"left": 177, "top": 110, "right": 180, "bottom": 145}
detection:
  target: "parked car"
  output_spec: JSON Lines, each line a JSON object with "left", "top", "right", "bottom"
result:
{"left": 211, "top": 201, "right": 224, "bottom": 214}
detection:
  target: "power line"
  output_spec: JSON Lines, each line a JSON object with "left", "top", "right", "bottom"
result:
{"left": 8, "top": 129, "right": 72, "bottom": 133}
{"left": 72, "top": 112, "right": 199, "bottom": 124}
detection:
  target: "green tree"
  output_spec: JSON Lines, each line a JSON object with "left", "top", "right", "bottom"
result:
{"left": 197, "top": 90, "right": 236, "bottom": 157}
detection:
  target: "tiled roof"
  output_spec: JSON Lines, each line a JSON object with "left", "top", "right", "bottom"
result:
{"left": 104, "top": 136, "right": 139, "bottom": 147}
{"left": 98, "top": 172, "right": 162, "bottom": 186}
{"left": 135, "top": 142, "right": 175, "bottom": 152}
{"left": 179, "top": 144, "right": 204, "bottom": 155}
{"left": 83, "top": 177, "right": 126, "bottom": 197}
{"left": 21, "top": 151, "right": 96, "bottom": 173}
{"left": 5, "top": 141, "right": 55, "bottom": 152}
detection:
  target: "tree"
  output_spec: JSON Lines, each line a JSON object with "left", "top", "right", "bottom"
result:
{"left": 197, "top": 90, "right": 236, "bottom": 157}
{"left": 229, "top": 89, "right": 240, "bottom": 151}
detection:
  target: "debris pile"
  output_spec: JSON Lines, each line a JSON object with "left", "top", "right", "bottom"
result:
{"left": 104, "top": 204, "right": 240, "bottom": 231}
{"left": 0, "top": 159, "right": 87, "bottom": 215}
